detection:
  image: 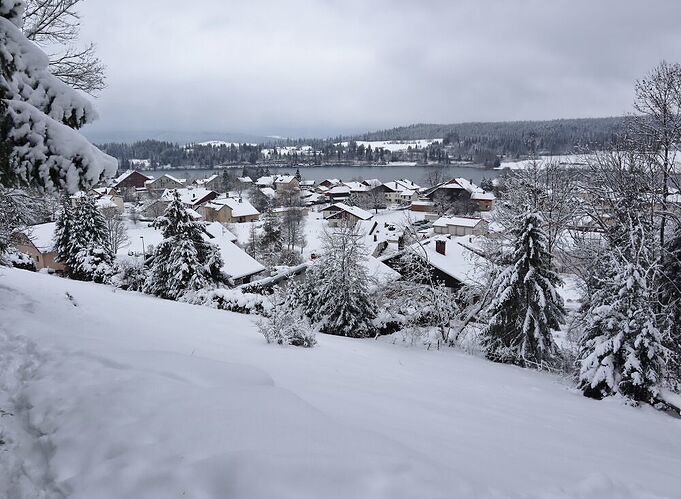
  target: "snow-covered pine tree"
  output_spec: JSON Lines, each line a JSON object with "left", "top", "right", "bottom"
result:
{"left": 53, "top": 195, "right": 74, "bottom": 264}
{"left": 578, "top": 226, "right": 667, "bottom": 403}
{"left": 0, "top": 1, "right": 116, "bottom": 192}
{"left": 481, "top": 210, "right": 565, "bottom": 367}
{"left": 302, "top": 223, "right": 376, "bottom": 338}
{"left": 69, "top": 195, "right": 111, "bottom": 281}
{"left": 144, "top": 191, "right": 224, "bottom": 300}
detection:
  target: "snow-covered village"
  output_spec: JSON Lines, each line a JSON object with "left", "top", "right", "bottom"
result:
{"left": 2, "top": 1, "right": 681, "bottom": 498}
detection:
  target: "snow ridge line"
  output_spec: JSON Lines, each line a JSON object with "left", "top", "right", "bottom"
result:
{"left": 0, "top": 327, "right": 67, "bottom": 498}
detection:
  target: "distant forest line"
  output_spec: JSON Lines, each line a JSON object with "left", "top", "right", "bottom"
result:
{"left": 98, "top": 116, "right": 627, "bottom": 169}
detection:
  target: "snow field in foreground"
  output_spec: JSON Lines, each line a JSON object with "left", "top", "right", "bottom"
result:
{"left": 0, "top": 269, "right": 680, "bottom": 498}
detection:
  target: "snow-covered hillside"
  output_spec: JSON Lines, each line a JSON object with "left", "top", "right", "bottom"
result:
{"left": 1, "top": 269, "right": 680, "bottom": 498}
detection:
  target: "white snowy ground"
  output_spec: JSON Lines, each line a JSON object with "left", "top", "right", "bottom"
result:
{"left": 1, "top": 269, "right": 680, "bottom": 499}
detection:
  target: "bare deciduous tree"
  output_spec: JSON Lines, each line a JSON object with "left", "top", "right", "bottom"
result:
{"left": 628, "top": 61, "right": 681, "bottom": 254}
{"left": 281, "top": 207, "right": 305, "bottom": 253}
{"left": 23, "top": 0, "right": 106, "bottom": 94}
{"left": 101, "top": 207, "right": 129, "bottom": 256}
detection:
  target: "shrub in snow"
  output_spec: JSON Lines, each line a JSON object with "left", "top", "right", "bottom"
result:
{"left": 109, "top": 256, "right": 147, "bottom": 292}
{"left": 378, "top": 249, "right": 458, "bottom": 346}
{"left": 480, "top": 211, "right": 565, "bottom": 367}
{"left": 578, "top": 230, "right": 667, "bottom": 404}
{"left": 185, "top": 288, "right": 272, "bottom": 316}
{"left": 258, "top": 292, "right": 317, "bottom": 347}
{"left": 0, "top": 2, "right": 116, "bottom": 192}
{"left": 74, "top": 244, "right": 111, "bottom": 283}
{"left": 144, "top": 192, "right": 224, "bottom": 300}
{"left": 2, "top": 248, "right": 35, "bottom": 270}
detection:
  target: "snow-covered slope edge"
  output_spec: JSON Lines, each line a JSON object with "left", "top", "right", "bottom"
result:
{"left": 0, "top": 268, "right": 679, "bottom": 498}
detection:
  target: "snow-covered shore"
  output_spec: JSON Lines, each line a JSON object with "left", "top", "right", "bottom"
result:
{"left": 1, "top": 268, "right": 680, "bottom": 498}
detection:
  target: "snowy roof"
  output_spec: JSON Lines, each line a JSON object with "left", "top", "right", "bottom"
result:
{"left": 415, "top": 236, "right": 486, "bottom": 286}
{"left": 161, "top": 188, "right": 215, "bottom": 206}
{"left": 256, "top": 176, "right": 275, "bottom": 186}
{"left": 260, "top": 187, "right": 276, "bottom": 199}
{"left": 364, "top": 256, "right": 401, "bottom": 287}
{"left": 149, "top": 174, "right": 185, "bottom": 186}
{"left": 383, "top": 179, "right": 421, "bottom": 193}
{"left": 433, "top": 216, "right": 485, "bottom": 228}
{"left": 323, "top": 203, "right": 373, "bottom": 221}
{"left": 471, "top": 191, "right": 496, "bottom": 201}
{"left": 204, "top": 221, "right": 238, "bottom": 242}
{"left": 214, "top": 239, "right": 265, "bottom": 280}
{"left": 22, "top": 222, "right": 57, "bottom": 252}
{"left": 93, "top": 187, "right": 114, "bottom": 196}
{"left": 237, "top": 176, "right": 253, "bottom": 183}
{"left": 113, "top": 170, "right": 151, "bottom": 185}
{"left": 274, "top": 175, "right": 296, "bottom": 184}
{"left": 195, "top": 174, "right": 219, "bottom": 185}
{"left": 343, "top": 181, "right": 370, "bottom": 192}
{"left": 209, "top": 197, "right": 260, "bottom": 217}
{"left": 411, "top": 200, "right": 434, "bottom": 206}
{"left": 95, "top": 196, "right": 118, "bottom": 210}
{"left": 301, "top": 180, "right": 315, "bottom": 186}
{"left": 327, "top": 186, "right": 352, "bottom": 195}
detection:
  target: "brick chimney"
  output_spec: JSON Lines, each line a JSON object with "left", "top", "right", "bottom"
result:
{"left": 435, "top": 239, "right": 446, "bottom": 255}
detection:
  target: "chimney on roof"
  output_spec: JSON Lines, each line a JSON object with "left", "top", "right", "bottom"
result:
{"left": 436, "top": 239, "right": 446, "bottom": 256}
{"left": 238, "top": 197, "right": 242, "bottom": 203}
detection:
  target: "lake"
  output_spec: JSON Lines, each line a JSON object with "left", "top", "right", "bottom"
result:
{"left": 154, "top": 163, "right": 502, "bottom": 185}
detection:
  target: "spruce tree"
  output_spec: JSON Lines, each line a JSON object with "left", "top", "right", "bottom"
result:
{"left": 578, "top": 228, "right": 667, "bottom": 403}
{"left": 0, "top": 2, "right": 116, "bottom": 192}
{"left": 144, "top": 192, "right": 224, "bottom": 300}
{"left": 69, "top": 195, "right": 111, "bottom": 281}
{"left": 54, "top": 195, "right": 75, "bottom": 265}
{"left": 481, "top": 211, "right": 565, "bottom": 367}
{"left": 300, "top": 224, "right": 376, "bottom": 338}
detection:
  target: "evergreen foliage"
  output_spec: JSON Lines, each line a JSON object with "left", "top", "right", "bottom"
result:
{"left": 578, "top": 227, "right": 667, "bottom": 403}
{"left": 53, "top": 194, "right": 111, "bottom": 281}
{"left": 481, "top": 211, "right": 565, "bottom": 367}
{"left": 0, "top": 1, "right": 116, "bottom": 191}
{"left": 292, "top": 224, "right": 377, "bottom": 338}
{"left": 144, "top": 192, "right": 224, "bottom": 300}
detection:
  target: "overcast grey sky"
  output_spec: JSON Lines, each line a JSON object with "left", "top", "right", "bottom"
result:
{"left": 79, "top": 0, "right": 681, "bottom": 140}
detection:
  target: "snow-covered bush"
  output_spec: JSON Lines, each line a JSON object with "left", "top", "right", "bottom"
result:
{"left": 74, "top": 244, "right": 112, "bottom": 283}
{"left": 109, "top": 256, "right": 147, "bottom": 292}
{"left": 185, "top": 288, "right": 273, "bottom": 316}
{"left": 2, "top": 248, "right": 35, "bottom": 270}
{"left": 257, "top": 293, "right": 317, "bottom": 347}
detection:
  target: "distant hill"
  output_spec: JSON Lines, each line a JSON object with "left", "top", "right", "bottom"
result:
{"left": 348, "top": 117, "right": 626, "bottom": 157}
{"left": 83, "top": 129, "right": 279, "bottom": 146}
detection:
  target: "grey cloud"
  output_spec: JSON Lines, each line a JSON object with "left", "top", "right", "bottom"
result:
{"left": 78, "top": 0, "right": 681, "bottom": 139}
